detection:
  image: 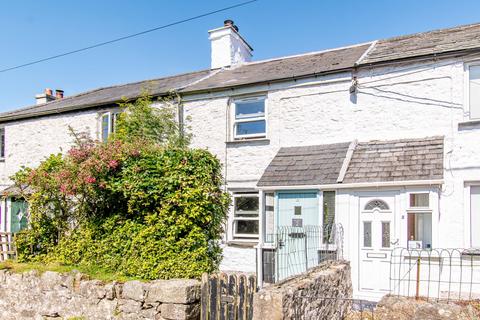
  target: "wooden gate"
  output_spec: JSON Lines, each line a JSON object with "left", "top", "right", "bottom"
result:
{"left": 201, "top": 272, "right": 257, "bottom": 320}
{"left": 0, "top": 232, "right": 15, "bottom": 261}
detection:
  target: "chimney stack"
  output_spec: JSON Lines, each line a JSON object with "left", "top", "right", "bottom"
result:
{"left": 55, "top": 89, "right": 64, "bottom": 99}
{"left": 35, "top": 88, "right": 56, "bottom": 105}
{"left": 208, "top": 19, "right": 253, "bottom": 69}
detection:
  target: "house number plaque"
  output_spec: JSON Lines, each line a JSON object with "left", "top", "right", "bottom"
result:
{"left": 292, "top": 218, "right": 303, "bottom": 227}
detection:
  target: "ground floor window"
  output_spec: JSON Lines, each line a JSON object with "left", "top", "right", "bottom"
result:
{"left": 407, "top": 212, "right": 432, "bottom": 249}
{"left": 470, "top": 186, "right": 480, "bottom": 247}
{"left": 232, "top": 192, "right": 259, "bottom": 240}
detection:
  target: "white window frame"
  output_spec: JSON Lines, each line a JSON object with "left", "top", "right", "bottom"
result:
{"left": 464, "top": 62, "right": 480, "bottom": 120}
{"left": 100, "top": 110, "right": 121, "bottom": 142}
{"left": 232, "top": 96, "right": 267, "bottom": 140}
{"left": 406, "top": 192, "right": 433, "bottom": 249}
{"left": 465, "top": 183, "right": 480, "bottom": 248}
{"left": 232, "top": 192, "right": 260, "bottom": 240}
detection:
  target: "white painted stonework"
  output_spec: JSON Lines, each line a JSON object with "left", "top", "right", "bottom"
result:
{"left": 208, "top": 26, "right": 253, "bottom": 69}
{"left": 1, "top": 47, "right": 480, "bottom": 299}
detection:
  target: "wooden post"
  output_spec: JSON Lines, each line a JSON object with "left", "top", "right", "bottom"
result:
{"left": 415, "top": 257, "right": 421, "bottom": 300}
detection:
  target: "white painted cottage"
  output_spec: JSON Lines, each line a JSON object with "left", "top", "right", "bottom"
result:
{"left": 1, "top": 20, "right": 480, "bottom": 300}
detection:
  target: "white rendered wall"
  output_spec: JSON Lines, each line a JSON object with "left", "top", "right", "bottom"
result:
{"left": 0, "top": 109, "right": 102, "bottom": 189}
{"left": 183, "top": 56, "right": 480, "bottom": 271}
{"left": 2, "top": 55, "right": 480, "bottom": 273}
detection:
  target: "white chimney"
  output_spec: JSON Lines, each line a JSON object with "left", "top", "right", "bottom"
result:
{"left": 35, "top": 88, "right": 56, "bottom": 105}
{"left": 208, "top": 20, "right": 253, "bottom": 69}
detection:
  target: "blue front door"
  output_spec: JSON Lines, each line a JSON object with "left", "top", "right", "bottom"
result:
{"left": 277, "top": 192, "right": 319, "bottom": 227}
{"left": 276, "top": 192, "right": 319, "bottom": 280}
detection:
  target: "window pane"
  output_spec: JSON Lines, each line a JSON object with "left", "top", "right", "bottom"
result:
{"left": 264, "top": 193, "right": 275, "bottom": 242}
{"left": 235, "top": 196, "right": 259, "bottom": 213}
{"left": 470, "top": 66, "right": 480, "bottom": 119}
{"left": 235, "top": 120, "right": 266, "bottom": 136}
{"left": 235, "top": 100, "right": 265, "bottom": 119}
{"left": 408, "top": 212, "right": 432, "bottom": 249}
{"left": 363, "top": 221, "right": 372, "bottom": 247}
{"left": 382, "top": 222, "right": 390, "bottom": 248}
{"left": 471, "top": 186, "right": 480, "bottom": 247}
{"left": 323, "top": 191, "right": 336, "bottom": 243}
{"left": 101, "top": 114, "right": 110, "bottom": 142}
{"left": 294, "top": 206, "right": 302, "bottom": 215}
{"left": 235, "top": 220, "right": 259, "bottom": 235}
{"left": 410, "top": 193, "right": 429, "bottom": 207}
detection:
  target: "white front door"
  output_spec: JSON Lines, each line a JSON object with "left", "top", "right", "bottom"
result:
{"left": 359, "top": 196, "right": 396, "bottom": 296}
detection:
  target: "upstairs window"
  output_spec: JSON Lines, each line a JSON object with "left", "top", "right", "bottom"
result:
{"left": 469, "top": 65, "right": 480, "bottom": 120}
{"left": 101, "top": 111, "right": 120, "bottom": 142}
{"left": 232, "top": 192, "right": 259, "bottom": 240}
{"left": 233, "top": 97, "right": 266, "bottom": 139}
{"left": 0, "top": 127, "right": 5, "bottom": 159}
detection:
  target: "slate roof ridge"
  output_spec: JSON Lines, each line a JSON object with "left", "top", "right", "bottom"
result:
{"left": 369, "top": 22, "right": 480, "bottom": 45}
{"left": 356, "top": 136, "right": 444, "bottom": 145}
{"left": 236, "top": 41, "right": 375, "bottom": 67}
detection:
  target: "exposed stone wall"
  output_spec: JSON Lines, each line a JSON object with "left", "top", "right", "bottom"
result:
{"left": 253, "top": 261, "right": 352, "bottom": 320}
{"left": 359, "top": 295, "right": 480, "bottom": 320}
{"left": 0, "top": 269, "right": 200, "bottom": 320}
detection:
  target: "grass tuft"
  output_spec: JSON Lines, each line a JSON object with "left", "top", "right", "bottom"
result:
{"left": 0, "top": 260, "right": 140, "bottom": 283}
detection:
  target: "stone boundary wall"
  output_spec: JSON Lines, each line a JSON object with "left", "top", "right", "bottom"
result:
{"left": 0, "top": 269, "right": 200, "bottom": 320}
{"left": 253, "top": 261, "right": 352, "bottom": 320}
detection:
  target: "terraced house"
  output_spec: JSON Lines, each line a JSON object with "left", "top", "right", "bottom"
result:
{"left": 1, "top": 20, "right": 480, "bottom": 300}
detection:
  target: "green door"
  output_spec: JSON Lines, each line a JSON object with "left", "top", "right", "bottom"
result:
{"left": 276, "top": 192, "right": 319, "bottom": 280}
{"left": 10, "top": 198, "right": 28, "bottom": 233}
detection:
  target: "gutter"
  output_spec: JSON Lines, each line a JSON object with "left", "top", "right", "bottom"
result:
{"left": 256, "top": 179, "right": 444, "bottom": 191}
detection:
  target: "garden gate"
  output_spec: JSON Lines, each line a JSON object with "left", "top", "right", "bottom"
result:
{"left": 0, "top": 232, "right": 15, "bottom": 261}
{"left": 201, "top": 272, "right": 257, "bottom": 320}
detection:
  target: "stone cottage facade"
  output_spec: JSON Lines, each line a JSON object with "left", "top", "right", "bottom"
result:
{"left": 1, "top": 20, "right": 480, "bottom": 300}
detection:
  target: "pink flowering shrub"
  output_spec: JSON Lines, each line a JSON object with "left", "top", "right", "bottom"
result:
{"left": 12, "top": 93, "right": 228, "bottom": 279}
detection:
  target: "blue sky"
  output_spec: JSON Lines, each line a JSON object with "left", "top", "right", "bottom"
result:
{"left": 1, "top": 0, "right": 480, "bottom": 112}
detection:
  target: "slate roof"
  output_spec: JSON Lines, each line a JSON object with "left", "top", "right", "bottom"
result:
{"left": 3, "top": 22, "right": 480, "bottom": 122}
{"left": 342, "top": 136, "right": 444, "bottom": 183}
{"left": 257, "top": 137, "right": 444, "bottom": 187}
{"left": 184, "top": 44, "right": 371, "bottom": 92}
{"left": 0, "top": 70, "right": 213, "bottom": 121}
{"left": 257, "top": 142, "right": 350, "bottom": 187}
{"left": 360, "top": 23, "right": 480, "bottom": 65}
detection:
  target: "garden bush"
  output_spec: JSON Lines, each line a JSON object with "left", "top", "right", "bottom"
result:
{"left": 13, "top": 93, "right": 230, "bottom": 279}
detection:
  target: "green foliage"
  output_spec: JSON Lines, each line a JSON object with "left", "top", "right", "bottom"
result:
{"left": 13, "top": 95, "right": 229, "bottom": 279}
{"left": 114, "top": 91, "right": 191, "bottom": 147}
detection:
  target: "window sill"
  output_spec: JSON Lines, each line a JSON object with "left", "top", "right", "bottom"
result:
{"left": 458, "top": 119, "right": 480, "bottom": 131}
{"left": 226, "top": 138, "right": 270, "bottom": 145}
{"left": 227, "top": 240, "right": 258, "bottom": 248}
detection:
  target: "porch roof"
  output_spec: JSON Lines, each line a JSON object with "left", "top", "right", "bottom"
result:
{"left": 257, "top": 136, "right": 444, "bottom": 187}
{"left": 256, "top": 142, "right": 351, "bottom": 187}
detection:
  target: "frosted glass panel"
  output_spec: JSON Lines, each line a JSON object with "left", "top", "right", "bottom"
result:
{"left": 471, "top": 186, "right": 480, "bottom": 247}
{"left": 382, "top": 222, "right": 390, "bottom": 248}
{"left": 470, "top": 66, "right": 480, "bottom": 119}
{"left": 363, "top": 221, "right": 372, "bottom": 247}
